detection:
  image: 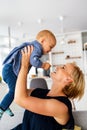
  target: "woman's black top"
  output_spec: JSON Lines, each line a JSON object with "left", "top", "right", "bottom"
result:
{"left": 12, "top": 88, "right": 74, "bottom": 130}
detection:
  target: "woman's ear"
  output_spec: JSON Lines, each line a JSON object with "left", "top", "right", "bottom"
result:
{"left": 65, "top": 76, "right": 73, "bottom": 84}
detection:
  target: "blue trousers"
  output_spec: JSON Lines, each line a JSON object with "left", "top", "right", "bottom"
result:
{"left": 0, "top": 63, "right": 17, "bottom": 110}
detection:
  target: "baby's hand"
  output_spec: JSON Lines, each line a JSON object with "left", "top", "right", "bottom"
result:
{"left": 42, "top": 62, "right": 51, "bottom": 70}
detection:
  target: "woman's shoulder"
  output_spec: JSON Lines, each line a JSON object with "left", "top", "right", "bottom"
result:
{"left": 54, "top": 96, "right": 72, "bottom": 110}
{"left": 31, "top": 89, "right": 72, "bottom": 107}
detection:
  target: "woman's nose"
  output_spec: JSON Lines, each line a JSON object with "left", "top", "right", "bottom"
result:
{"left": 55, "top": 66, "right": 59, "bottom": 71}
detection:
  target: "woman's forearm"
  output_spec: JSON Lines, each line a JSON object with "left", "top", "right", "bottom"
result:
{"left": 14, "top": 66, "right": 28, "bottom": 104}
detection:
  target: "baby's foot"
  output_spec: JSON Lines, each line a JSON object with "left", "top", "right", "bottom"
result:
{"left": 5, "top": 108, "right": 14, "bottom": 117}
{"left": 0, "top": 108, "right": 4, "bottom": 120}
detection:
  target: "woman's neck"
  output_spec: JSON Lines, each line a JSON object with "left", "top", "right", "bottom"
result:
{"left": 47, "top": 84, "right": 66, "bottom": 97}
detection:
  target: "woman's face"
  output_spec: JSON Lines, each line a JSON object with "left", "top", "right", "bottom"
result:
{"left": 51, "top": 63, "right": 74, "bottom": 84}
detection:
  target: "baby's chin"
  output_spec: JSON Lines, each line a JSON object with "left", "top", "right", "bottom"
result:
{"left": 43, "top": 51, "right": 48, "bottom": 54}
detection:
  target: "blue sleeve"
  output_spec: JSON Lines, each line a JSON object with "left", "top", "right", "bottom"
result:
{"left": 30, "top": 48, "right": 43, "bottom": 68}
{"left": 3, "top": 42, "right": 30, "bottom": 64}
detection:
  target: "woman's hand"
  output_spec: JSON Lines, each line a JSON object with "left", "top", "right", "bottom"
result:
{"left": 21, "top": 45, "right": 33, "bottom": 72}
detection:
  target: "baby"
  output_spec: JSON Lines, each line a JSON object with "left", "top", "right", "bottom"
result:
{"left": 0, "top": 29, "right": 56, "bottom": 119}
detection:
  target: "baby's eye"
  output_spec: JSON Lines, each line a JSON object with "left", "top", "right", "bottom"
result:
{"left": 61, "top": 65, "right": 65, "bottom": 69}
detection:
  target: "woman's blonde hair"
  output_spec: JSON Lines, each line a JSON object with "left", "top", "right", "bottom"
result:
{"left": 36, "top": 30, "right": 56, "bottom": 45}
{"left": 63, "top": 63, "right": 85, "bottom": 100}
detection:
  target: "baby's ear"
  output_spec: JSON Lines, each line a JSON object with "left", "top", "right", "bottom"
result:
{"left": 40, "top": 37, "right": 45, "bottom": 43}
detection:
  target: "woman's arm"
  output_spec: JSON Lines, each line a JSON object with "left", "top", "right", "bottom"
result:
{"left": 14, "top": 46, "right": 33, "bottom": 102}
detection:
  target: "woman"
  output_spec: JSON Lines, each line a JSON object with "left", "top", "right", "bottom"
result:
{"left": 13, "top": 46, "right": 85, "bottom": 130}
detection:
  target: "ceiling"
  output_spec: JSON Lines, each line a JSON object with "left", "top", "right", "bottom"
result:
{"left": 0, "top": 0, "right": 87, "bottom": 44}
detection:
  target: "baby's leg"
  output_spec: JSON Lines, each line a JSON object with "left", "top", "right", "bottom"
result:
{"left": 0, "top": 63, "right": 17, "bottom": 119}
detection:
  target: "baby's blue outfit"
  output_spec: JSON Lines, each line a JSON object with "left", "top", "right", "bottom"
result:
{"left": 0, "top": 40, "right": 43, "bottom": 110}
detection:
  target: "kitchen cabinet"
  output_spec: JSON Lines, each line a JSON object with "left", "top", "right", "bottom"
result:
{"left": 50, "top": 32, "right": 84, "bottom": 72}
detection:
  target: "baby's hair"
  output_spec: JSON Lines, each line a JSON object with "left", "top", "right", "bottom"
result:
{"left": 36, "top": 30, "right": 56, "bottom": 45}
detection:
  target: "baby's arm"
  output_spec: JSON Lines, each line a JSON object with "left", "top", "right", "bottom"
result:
{"left": 30, "top": 48, "right": 43, "bottom": 68}
{"left": 30, "top": 48, "right": 51, "bottom": 70}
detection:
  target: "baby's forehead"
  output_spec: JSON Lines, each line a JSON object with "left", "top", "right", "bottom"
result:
{"left": 49, "top": 42, "right": 55, "bottom": 48}
{"left": 50, "top": 39, "right": 56, "bottom": 46}
{"left": 48, "top": 35, "right": 56, "bottom": 43}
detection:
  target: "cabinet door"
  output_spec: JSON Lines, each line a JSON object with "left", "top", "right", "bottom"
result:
{"left": 50, "top": 32, "right": 83, "bottom": 71}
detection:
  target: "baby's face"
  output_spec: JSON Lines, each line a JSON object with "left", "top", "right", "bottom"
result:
{"left": 42, "top": 38, "right": 56, "bottom": 54}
